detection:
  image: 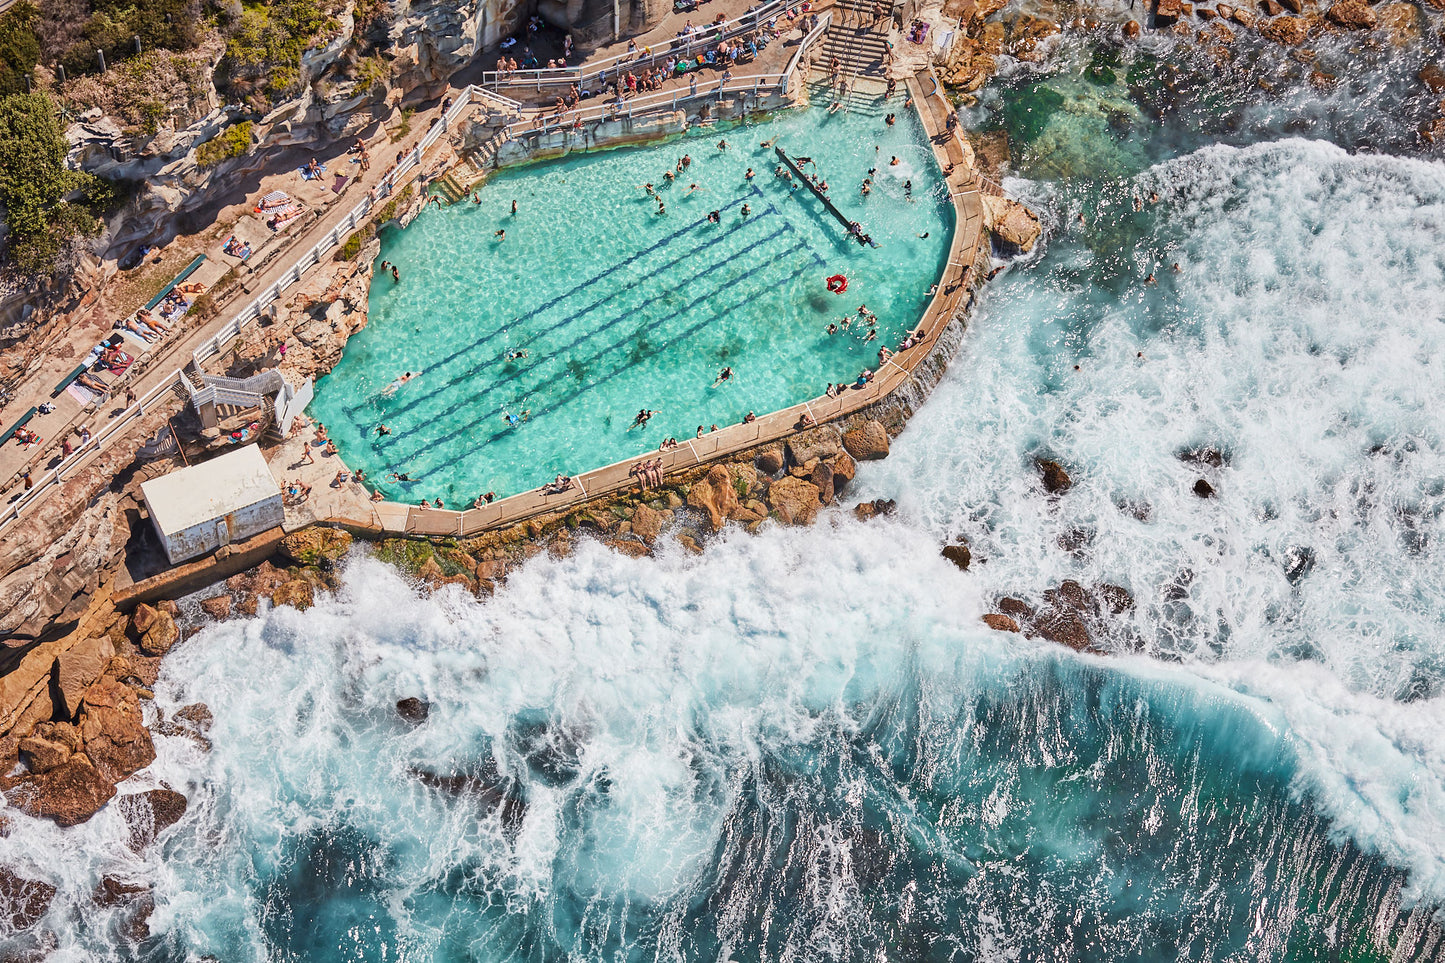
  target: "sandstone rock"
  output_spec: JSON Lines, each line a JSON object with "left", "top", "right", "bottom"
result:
{"left": 1194, "top": 478, "right": 1216, "bottom": 498}
{"left": 130, "top": 604, "right": 158, "bottom": 636}
{"left": 1197, "top": 6, "right": 1218, "bottom": 17}
{"left": 1259, "top": 14, "right": 1310, "bottom": 42}
{"left": 686, "top": 465, "right": 741, "bottom": 532}
{"left": 1259, "top": 0, "right": 1282, "bottom": 14}
{"left": 631, "top": 503, "right": 664, "bottom": 544}
{"left": 271, "top": 579, "right": 315, "bottom": 610}
{"left": 829, "top": 451, "right": 858, "bottom": 489}
{"left": 396, "top": 697, "right": 430, "bottom": 724}
{"left": 175, "top": 703, "right": 213, "bottom": 731}
{"left": 1045, "top": 579, "right": 1094, "bottom": 613}
{"left": 6, "top": 758, "right": 116, "bottom": 825}
{"left": 0, "top": 867, "right": 56, "bottom": 932}
{"left": 55, "top": 634, "right": 116, "bottom": 719}
{"left": 767, "top": 476, "right": 823, "bottom": 526}
{"left": 756, "top": 446, "right": 785, "bottom": 474}
{"left": 1422, "top": 117, "right": 1445, "bottom": 144}
{"left": 1123, "top": 18, "right": 1142, "bottom": 35}
{"left": 77, "top": 680, "right": 155, "bottom": 785}
{"left": 1309, "top": 69, "right": 1337, "bottom": 91}
{"left": 942, "top": 542, "right": 971, "bottom": 571}
{"left": 1228, "top": 6, "right": 1254, "bottom": 26}
{"left": 982, "top": 194, "right": 1043, "bottom": 253}
{"left": 1420, "top": 64, "right": 1445, "bottom": 94}
{"left": 1326, "top": 0, "right": 1375, "bottom": 28}
{"left": 841, "top": 420, "right": 890, "bottom": 461}
{"left": 1217, "top": 2, "right": 1234, "bottom": 16}
{"left": 675, "top": 533, "right": 703, "bottom": 554}
{"left": 981, "top": 614, "right": 1021, "bottom": 632}
{"left": 93, "top": 875, "right": 150, "bottom": 907}
{"left": 1036, "top": 458, "right": 1072, "bottom": 494}
{"left": 278, "top": 527, "right": 354, "bottom": 566}
{"left": 1035, "top": 609, "right": 1093, "bottom": 651}
{"left": 117, "top": 788, "right": 187, "bottom": 851}
{"left": 157, "top": 600, "right": 179, "bottom": 616}
{"left": 1279, "top": 0, "right": 1301, "bottom": 11}
{"left": 1095, "top": 583, "right": 1136, "bottom": 615}
{"left": 139, "top": 611, "right": 178, "bottom": 656}
{"left": 607, "top": 539, "right": 651, "bottom": 558}
{"left": 810, "top": 461, "right": 836, "bottom": 505}
{"left": 19, "top": 723, "right": 81, "bottom": 774}
{"left": 1377, "top": 2, "right": 1423, "bottom": 46}
{"left": 997, "top": 597, "right": 1035, "bottom": 619}
{"left": 785, "top": 425, "right": 842, "bottom": 466}
{"left": 1157, "top": 0, "right": 1185, "bottom": 18}
{"left": 200, "top": 595, "right": 232, "bottom": 619}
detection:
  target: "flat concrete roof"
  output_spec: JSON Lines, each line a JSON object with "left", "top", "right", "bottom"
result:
{"left": 141, "top": 444, "right": 280, "bottom": 536}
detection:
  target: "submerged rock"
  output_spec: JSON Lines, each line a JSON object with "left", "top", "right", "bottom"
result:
{"left": 1326, "top": 0, "right": 1375, "bottom": 28}
{"left": 941, "top": 543, "right": 971, "bottom": 571}
{"left": 1194, "top": 478, "right": 1217, "bottom": 498}
{"left": 0, "top": 867, "right": 56, "bottom": 933}
{"left": 1036, "top": 458, "right": 1073, "bottom": 494}
{"left": 981, "top": 613, "right": 1021, "bottom": 633}
{"left": 396, "top": 697, "right": 430, "bottom": 725}
{"left": 118, "top": 788, "right": 188, "bottom": 851}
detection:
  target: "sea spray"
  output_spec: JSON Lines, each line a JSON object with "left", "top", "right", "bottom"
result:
{"left": 3, "top": 519, "right": 1443, "bottom": 959}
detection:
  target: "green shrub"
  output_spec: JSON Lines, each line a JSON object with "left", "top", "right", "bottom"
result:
{"left": 373, "top": 182, "right": 413, "bottom": 224}
{"left": 218, "top": 0, "right": 338, "bottom": 101}
{"left": 0, "top": 3, "right": 40, "bottom": 98}
{"left": 336, "top": 225, "right": 373, "bottom": 260}
{"left": 0, "top": 92, "right": 110, "bottom": 271}
{"left": 351, "top": 53, "right": 388, "bottom": 95}
{"left": 196, "top": 120, "right": 253, "bottom": 168}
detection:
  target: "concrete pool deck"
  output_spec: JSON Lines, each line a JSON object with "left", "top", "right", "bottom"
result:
{"left": 333, "top": 65, "right": 991, "bottom": 540}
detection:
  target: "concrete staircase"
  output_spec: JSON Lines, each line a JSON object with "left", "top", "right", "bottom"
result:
{"left": 435, "top": 130, "right": 517, "bottom": 204}
{"left": 816, "top": 0, "right": 893, "bottom": 79}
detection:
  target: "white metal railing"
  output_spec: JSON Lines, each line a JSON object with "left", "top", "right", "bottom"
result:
{"left": 480, "top": 0, "right": 788, "bottom": 92}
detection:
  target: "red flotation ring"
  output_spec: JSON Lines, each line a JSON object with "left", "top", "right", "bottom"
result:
{"left": 826, "top": 274, "right": 848, "bottom": 294}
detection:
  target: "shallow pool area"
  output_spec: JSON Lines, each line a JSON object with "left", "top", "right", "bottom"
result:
{"left": 309, "top": 86, "right": 952, "bottom": 504}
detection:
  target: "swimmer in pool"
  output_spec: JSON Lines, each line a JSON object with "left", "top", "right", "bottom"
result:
{"left": 712, "top": 366, "right": 733, "bottom": 387}
{"left": 630, "top": 408, "right": 660, "bottom": 429}
{"left": 745, "top": 167, "right": 755, "bottom": 179}
{"left": 507, "top": 348, "right": 529, "bottom": 361}
{"left": 382, "top": 372, "right": 415, "bottom": 396}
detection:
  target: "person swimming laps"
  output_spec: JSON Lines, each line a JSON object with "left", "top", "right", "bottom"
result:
{"left": 711, "top": 366, "right": 733, "bottom": 387}
{"left": 383, "top": 371, "right": 416, "bottom": 395}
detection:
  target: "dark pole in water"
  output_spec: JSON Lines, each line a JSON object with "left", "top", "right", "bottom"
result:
{"left": 774, "top": 145, "right": 873, "bottom": 246}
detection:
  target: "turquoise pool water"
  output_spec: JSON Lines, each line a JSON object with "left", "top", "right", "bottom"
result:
{"left": 309, "top": 87, "right": 952, "bottom": 504}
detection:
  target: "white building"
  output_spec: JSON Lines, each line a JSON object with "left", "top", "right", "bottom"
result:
{"left": 140, "top": 444, "right": 284, "bottom": 564}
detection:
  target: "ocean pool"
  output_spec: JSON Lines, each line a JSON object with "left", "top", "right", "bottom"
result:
{"left": 309, "top": 86, "right": 952, "bottom": 504}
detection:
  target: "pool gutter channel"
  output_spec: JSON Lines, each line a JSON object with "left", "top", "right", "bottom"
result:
{"left": 341, "top": 67, "right": 992, "bottom": 541}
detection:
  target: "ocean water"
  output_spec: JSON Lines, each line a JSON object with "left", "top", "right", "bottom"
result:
{"left": 5, "top": 36, "right": 1445, "bottom": 963}
{"left": 308, "top": 88, "right": 950, "bottom": 504}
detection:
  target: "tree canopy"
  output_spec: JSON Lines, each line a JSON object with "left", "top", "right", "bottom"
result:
{"left": 0, "top": 92, "right": 107, "bottom": 272}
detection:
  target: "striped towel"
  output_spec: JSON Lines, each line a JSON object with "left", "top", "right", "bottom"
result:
{"left": 67, "top": 384, "right": 98, "bottom": 405}
{"left": 255, "top": 190, "right": 290, "bottom": 212}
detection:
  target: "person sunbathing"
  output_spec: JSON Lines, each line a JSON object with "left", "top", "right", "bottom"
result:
{"left": 176, "top": 281, "right": 205, "bottom": 295}
{"left": 137, "top": 308, "right": 170, "bottom": 333}
{"left": 117, "top": 317, "right": 159, "bottom": 342}
{"left": 76, "top": 372, "right": 110, "bottom": 394}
